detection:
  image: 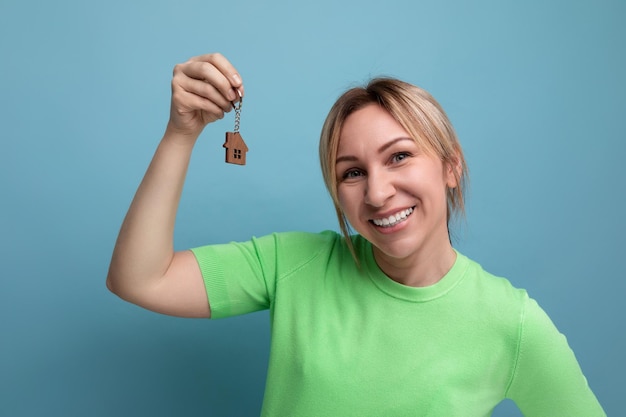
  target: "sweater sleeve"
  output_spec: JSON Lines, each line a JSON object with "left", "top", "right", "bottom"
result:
{"left": 190, "top": 231, "right": 339, "bottom": 319}
{"left": 505, "top": 297, "right": 605, "bottom": 416}
{"left": 191, "top": 235, "right": 275, "bottom": 318}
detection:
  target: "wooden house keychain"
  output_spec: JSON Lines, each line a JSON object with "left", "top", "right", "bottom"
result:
{"left": 223, "top": 90, "right": 248, "bottom": 165}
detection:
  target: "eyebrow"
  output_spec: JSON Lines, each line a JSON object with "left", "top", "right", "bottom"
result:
{"left": 335, "top": 137, "right": 414, "bottom": 164}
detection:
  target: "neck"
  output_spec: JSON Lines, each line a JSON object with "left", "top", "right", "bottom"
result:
{"left": 373, "top": 242, "right": 457, "bottom": 287}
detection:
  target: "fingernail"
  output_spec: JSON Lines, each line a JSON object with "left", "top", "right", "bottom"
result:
{"left": 232, "top": 74, "right": 241, "bottom": 84}
{"left": 228, "top": 90, "right": 237, "bottom": 101}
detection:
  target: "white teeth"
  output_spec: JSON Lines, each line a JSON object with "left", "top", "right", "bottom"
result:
{"left": 372, "top": 207, "right": 414, "bottom": 227}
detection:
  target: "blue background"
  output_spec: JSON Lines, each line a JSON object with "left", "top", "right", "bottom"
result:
{"left": 1, "top": 0, "right": 624, "bottom": 415}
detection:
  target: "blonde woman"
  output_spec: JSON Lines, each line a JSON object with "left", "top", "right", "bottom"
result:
{"left": 107, "top": 53, "right": 605, "bottom": 416}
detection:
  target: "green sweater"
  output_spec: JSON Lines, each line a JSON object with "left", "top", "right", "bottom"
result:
{"left": 192, "top": 231, "right": 604, "bottom": 416}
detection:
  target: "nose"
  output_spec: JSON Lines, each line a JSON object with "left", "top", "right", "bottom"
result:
{"left": 364, "top": 169, "right": 395, "bottom": 208}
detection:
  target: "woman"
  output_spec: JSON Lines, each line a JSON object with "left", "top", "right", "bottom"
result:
{"left": 107, "top": 53, "right": 605, "bottom": 416}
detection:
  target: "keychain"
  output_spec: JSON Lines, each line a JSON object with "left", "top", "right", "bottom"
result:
{"left": 223, "top": 90, "right": 248, "bottom": 165}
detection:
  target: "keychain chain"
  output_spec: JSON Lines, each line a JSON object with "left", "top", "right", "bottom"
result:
{"left": 233, "top": 97, "right": 242, "bottom": 133}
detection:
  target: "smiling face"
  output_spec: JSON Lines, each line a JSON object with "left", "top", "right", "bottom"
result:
{"left": 319, "top": 78, "right": 468, "bottom": 268}
{"left": 336, "top": 104, "right": 458, "bottom": 266}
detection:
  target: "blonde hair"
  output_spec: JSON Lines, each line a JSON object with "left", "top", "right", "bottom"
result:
{"left": 319, "top": 78, "right": 468, "bottom": 260}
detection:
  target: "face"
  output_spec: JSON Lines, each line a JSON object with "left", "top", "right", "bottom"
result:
{"left": 335, "top": 104, "right": 457, "bottom": 265}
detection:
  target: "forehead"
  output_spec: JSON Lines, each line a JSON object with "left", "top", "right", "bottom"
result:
{"left": 337, "top": 104, "right": 412, "bottom": 153}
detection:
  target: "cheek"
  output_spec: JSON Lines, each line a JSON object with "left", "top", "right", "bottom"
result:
{"left": 337, "top": 186, "right": 359, "bottom": 218}
{"left": 336, "top": 187, "right": 349, "bottom": 211}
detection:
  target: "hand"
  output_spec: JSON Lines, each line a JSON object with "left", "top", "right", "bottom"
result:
{"left": 167, "top": 53, "right": 244, "bottom": 138}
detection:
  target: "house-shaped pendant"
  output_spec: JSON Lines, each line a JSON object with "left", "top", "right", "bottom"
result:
{"left": 223, "top": 132, "right": 248, "bottom": 165}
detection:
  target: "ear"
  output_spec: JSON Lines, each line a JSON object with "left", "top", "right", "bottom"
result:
{"left": 444, "top": 151, "right": 463, "bottom": 189}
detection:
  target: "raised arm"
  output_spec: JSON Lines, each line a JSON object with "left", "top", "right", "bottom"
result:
{"left": 106, "top": 53, "right": 243, "bottom": 318}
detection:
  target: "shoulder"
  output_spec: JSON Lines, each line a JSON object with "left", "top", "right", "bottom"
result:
{"left": 248, "top": 230, "right": 348, "bottom": 279}
{"left": 276, "top": 229, "right": 347, "bottom": 273}
{"left": 458, "top": 253, "right": 567, "bottom": 347}
{"left": 254, "top": 230, "right": 343, "bottom": 262}
{"left": 269, "top": 230, "right": 342, "bottom": 250}
{"left": 459, "top": 253, "right": 529, "bottom": 302}
{"left": 193, "top": 230, "right": 342, "bottom": 259}
{"left": 456, "top": 253, "right": 532, "bottom": 328}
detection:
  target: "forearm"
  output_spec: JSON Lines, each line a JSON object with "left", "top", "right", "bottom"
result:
{"left": 106, "top": 127, "right": 198, "bottom": 300}
{"left": 106, "top": 53, "right": 243, "bottom": 314}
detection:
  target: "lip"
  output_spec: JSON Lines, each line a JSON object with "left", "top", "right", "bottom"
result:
{"left": 368, "top": 206, "right": 415, "bottom": 234}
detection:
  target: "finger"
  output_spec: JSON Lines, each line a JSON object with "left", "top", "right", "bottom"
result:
{"left": 172, "top": 70, "right": 230, "bottom": 118}
{"left": 230, "top": 89, "right": 244, "bottom": 110}
{"left": 174, "top": 61, "right": 238, "bottom": 110}
{"left": 190, "top": 53, "right": 244, "bottom": 97}
{"left": 171, "top": 88, "right": 225, "bottom": 121}
{"left": 192, "top": 95, "right": 226, "bottom": 121}
{"left": 192, "top": 63, "right": 240, "bottom": 105}
{"left": 178, "top": 76, "right": 234, "bottom": 113}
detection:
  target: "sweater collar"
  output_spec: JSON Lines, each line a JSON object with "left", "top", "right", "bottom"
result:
{"left": 356, "top": 236, "right": 470, "bottom": 302}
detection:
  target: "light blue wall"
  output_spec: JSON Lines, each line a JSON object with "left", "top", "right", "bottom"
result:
{"left": 1, "top": 0, "right": 623, "bottom": 415}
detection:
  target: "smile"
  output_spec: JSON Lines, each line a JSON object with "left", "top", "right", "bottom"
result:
{"left": 371, "top": 207, "right": 414, "bottom": 228}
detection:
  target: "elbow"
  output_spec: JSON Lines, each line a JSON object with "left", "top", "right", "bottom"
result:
{"left": 106, "top": 273, "right": 116, "bottom": 295}
{"left": 106, "top": 270, "right": 124, "bottom": 297}
{"left": 106, "top": 273, "right": 136, "bottom": 304}
{"left": 105, "top": 269, "right": 152, "bottom": 306}
{"left": 106, "top": 275, "right": 115, "bottom": 293}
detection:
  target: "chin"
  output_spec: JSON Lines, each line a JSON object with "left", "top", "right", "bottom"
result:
{"left": 369, "top": 236, "right": 423, "bottom": 261}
